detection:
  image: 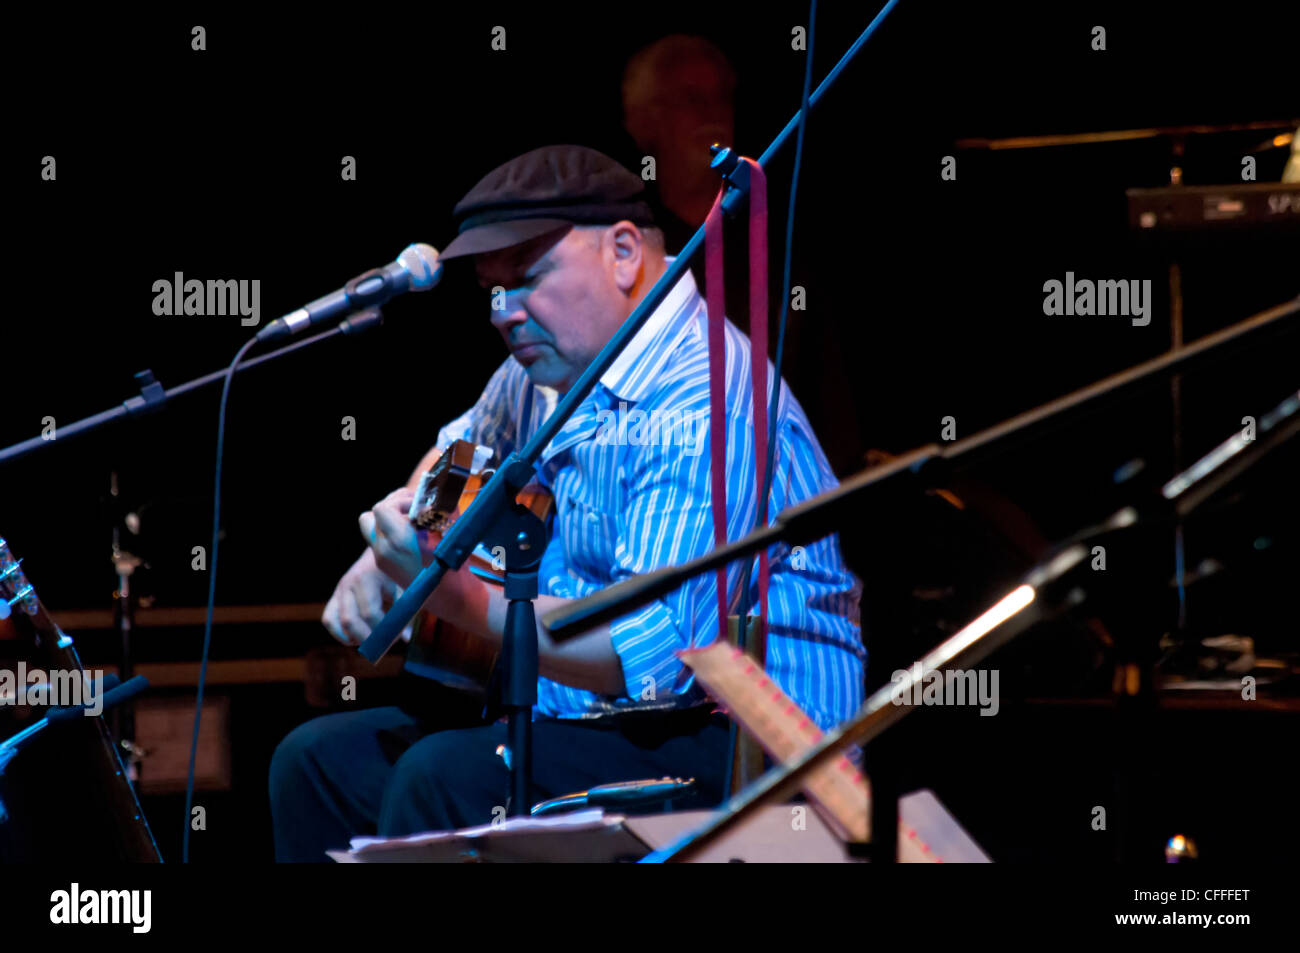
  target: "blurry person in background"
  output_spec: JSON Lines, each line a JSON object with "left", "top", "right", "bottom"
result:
{"left": 622, "top": 34, "right": 737, "bottom": 251}
{"left": 620, "top": 32, "right": 865, "bottom": 478}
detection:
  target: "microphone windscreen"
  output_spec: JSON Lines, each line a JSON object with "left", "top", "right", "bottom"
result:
{"left": 399, "top": 243, "right": 443, "bottom": 290}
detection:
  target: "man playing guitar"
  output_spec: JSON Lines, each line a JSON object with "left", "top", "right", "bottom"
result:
{"left": 269, "top": 145, "right": 865, "bottom": 861}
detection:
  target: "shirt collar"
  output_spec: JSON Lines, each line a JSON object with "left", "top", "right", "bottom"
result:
{"left": 596, "top": 258, "right": 701, "bottom": 403}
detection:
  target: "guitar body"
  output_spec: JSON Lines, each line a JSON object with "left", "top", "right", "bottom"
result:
{"left": 402, "top": 441, "right": 554, "bottom": 698}
{"left": 406, "top": 613, "right": 499, "bottom": 697}
{"left": 0, "top": 535, "right": 161, "bottom": 862}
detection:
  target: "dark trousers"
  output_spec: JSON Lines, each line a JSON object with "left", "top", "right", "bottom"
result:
{"left": 268, "top": 682, "right": 731, "bottom": 862}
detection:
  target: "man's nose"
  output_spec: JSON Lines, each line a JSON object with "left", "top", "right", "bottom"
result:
{"left": 489, "top": 287, "right": 529, "bottom": 332}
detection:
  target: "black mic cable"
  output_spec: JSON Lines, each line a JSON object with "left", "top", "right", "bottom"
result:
{"left": 182, "top": 333, "right": 257, "bottom": 864}
{"left": 182, "top": 243, "right": 440, "bottom": 861}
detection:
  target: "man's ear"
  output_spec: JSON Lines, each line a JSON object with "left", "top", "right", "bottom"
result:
{"left": 609, "top": 221, "right": 645, "bottom": 293}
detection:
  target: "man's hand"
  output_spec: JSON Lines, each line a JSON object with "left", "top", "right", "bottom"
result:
{"left": 321, "top": 547, "right": 402, "bottom": 646}
{"left": 321, "top": 445, "right": 447, "bottom": 647}
{"left": 359, "top": 487, "right": 484, "bottom": 631}
{"left": 353, "top": 487, "right": 625, "bottom": 695}
{"left": 359, "top": 488, "right": 430, "bottom": 590}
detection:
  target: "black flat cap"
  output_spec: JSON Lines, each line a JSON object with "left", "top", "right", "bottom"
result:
{"left": 441, "top": 145, "right": 656, "bottom": 260}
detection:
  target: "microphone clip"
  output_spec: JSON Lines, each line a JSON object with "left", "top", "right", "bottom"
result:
{"left": 343, "top": 267, "right": 398, "bottom": 310}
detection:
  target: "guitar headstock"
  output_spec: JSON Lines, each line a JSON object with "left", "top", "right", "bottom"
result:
{"left": 0, "top": 536, "right": 39, "bottom": 621}
{"left": 408, "top": 440, "right": 494, "bottom": 532}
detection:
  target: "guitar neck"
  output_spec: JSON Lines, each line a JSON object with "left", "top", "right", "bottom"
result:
{"left": 0, "top": 537, "right": 162, "bottom": 862}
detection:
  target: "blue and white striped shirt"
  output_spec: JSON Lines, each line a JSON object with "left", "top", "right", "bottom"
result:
{"left": 435, "top": 261, "right": 865, "bottom": 730}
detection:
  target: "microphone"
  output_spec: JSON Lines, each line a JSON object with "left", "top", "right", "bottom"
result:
{"left": 255, "top": 243, "right": 442, "bottom": 343}
{"left": 0, "top": 676, "right": 149, "bottom": 777}
{"left": 17, "top": 672, "right": 121, "bottom": 708}
{"left": 46, "top": 675, "right": 150, "bottom": 726}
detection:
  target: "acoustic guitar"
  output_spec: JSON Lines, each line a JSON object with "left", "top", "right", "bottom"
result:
{"left": 401, "top": 440, "right": 554, "bottom": 697}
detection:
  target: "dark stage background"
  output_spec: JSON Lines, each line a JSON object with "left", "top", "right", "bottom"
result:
{"left": 4, "top": 3, "right": 1298, "bottom": 862}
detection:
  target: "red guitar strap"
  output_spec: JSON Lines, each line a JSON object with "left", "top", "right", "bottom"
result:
{"left": 704, "top": 159, "right": 770, "bottom": 653}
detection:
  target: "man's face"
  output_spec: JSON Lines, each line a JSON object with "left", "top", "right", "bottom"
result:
{"left": 474, "top": 224, "right": 641, "bottom": 393}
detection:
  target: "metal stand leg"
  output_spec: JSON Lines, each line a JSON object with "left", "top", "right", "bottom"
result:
{"left": 502, "top": 568, "right": 539, "bottom": 816}
{"left": 479, "top": 476, "right": 549, "bottom": 817}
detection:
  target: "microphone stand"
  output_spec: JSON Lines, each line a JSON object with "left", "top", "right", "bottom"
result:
{"left": 644, "top": 386, "right": 1299, "bottom": 862}
{"left": 544, "top": 296, "right": 1299, "bottom": 637}
{"left": 477, "top": 459, "right": 549, "bottom": 816}
{"left": 108, "top": 470, "right": 144, "bottom": 779}
{"left": 0, "top": 308, "right": 385, "bottom": 468}
{"left": 543, "top": 296, "right": 1298, "bottom": 861}
{"left": 0, "top": 309, "right": 385, "bottom": 827}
